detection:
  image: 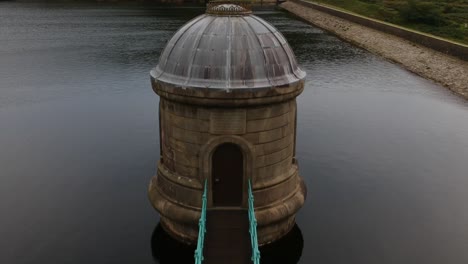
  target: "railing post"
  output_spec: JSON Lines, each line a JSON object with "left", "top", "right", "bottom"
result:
{"left": 194, "top": 179, "right": 208, "bottom": 264}
{"left": 248, "top": 179, "right": 261, "bottom": 264}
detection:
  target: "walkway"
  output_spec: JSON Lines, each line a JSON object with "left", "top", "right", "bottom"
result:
{"left": 203, "top": 210, "right": 252, "bottom": 264}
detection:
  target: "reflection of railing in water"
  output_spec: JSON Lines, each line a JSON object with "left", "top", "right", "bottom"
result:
{"left": 194, "top": 179, "right": 208, "bottom": 264}
{"left": 248, "top": 179, "right": 261, "bottom": 264}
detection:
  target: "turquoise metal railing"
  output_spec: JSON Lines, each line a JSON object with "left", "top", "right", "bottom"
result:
{"left": 194, "top": 179, "right": 208, "bottom": 264}
{"left": 248, "top": 179, "right": 261, "bottom": 264}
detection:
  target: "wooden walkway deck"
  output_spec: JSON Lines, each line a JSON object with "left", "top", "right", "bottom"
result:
{"left": 203, "top": 210, "right": 252, "bottom": 264}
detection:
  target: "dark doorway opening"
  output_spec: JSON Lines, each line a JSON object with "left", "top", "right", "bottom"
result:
{"left": 212, "top": 143, "right": 243, "bottom": 207}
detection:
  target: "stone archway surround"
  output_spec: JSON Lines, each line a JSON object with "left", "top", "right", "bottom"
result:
{"left": 199, "top": 135, "right": 255, "bottom": 208}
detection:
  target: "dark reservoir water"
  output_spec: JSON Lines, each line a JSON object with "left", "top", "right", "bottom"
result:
{"left": 1, "top": 2, "right": 467, "bottom": 264}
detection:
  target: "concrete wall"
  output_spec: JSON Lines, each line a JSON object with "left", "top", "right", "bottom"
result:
{"left": 291, "top": 0, "right": 468, "bottom": 61}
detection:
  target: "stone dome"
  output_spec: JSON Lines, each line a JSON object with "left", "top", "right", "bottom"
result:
{"left": 151, "top": 3, "right": 306, "bottom": 91}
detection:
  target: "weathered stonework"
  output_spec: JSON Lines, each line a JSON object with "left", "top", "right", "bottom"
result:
{"left": 148, "top": 3, "right": 307, "bottom": 246}
{"left": 149, "top": 83, "right": 306, "bottom": 245}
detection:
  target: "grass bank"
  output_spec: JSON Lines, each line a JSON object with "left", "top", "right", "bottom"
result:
{"left": 281, "top": 1, "right": 468, "bottom": 99}
{"left": 308, "top": 0, "right": 468, "bottom": 44}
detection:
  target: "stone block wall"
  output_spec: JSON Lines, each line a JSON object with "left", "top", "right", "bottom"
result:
{"left": 149, "top": 93, "right": 306, "bottom": 245}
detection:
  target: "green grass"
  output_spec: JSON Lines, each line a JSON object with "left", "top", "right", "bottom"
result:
{"left": 308, "top": 0, "right": 468, "bottom": 44}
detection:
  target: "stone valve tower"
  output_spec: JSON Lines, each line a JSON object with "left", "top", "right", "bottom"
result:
{"left": 148, "top": 1, "right": 307, "bottom": 246}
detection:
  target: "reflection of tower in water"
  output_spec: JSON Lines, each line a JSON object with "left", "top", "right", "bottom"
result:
{"left": 260, "top": 224, "right": 304, "bottom": 264}
{"left": 151, "top": 224, "right": 194, "bottom": 264}
{"left": 151, "top": 223, "right": 304, "bottom": 264}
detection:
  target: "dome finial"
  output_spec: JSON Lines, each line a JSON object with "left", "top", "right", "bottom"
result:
{"left": 206, "top": 1, "right": 252, "bottom": 16}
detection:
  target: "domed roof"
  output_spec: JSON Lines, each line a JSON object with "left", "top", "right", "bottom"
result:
{"left": 151, "top": 2, "right": 306, "bottom": 90}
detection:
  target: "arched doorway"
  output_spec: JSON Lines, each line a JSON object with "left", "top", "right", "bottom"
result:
{"left": 212, "top": 143, "right": 243, "bottom": 207}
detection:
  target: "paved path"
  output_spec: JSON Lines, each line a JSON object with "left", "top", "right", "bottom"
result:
{"left": 204, "top": 210, "right": 251, "bottom": 264}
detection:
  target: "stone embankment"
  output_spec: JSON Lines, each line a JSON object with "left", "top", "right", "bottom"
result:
{"left": 280, "top": 1, "right": 468, "bottom": 99}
